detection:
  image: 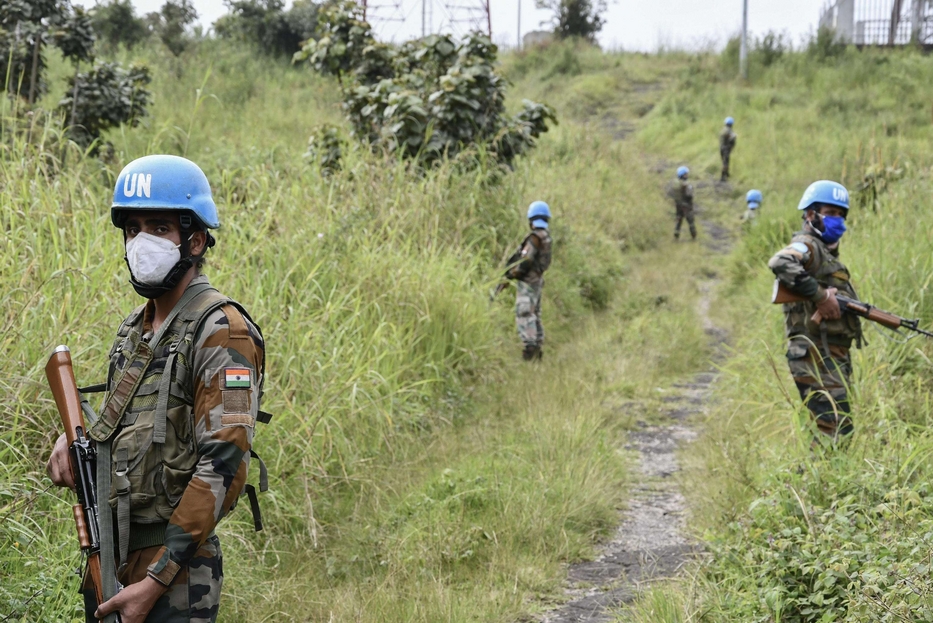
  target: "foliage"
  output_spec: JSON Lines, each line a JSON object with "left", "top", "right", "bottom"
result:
{"left": 535, "top": 0, "right": 606, "bottom": 42}
{"left": 57, "top": 62, "right": 152, "bottom": 151}
{"left": 0, "top": 0, "right": 94, "bottom": 100}
{"left": 808, "top": 26, "right": 847, "bottom": 62}
{"left": 149, "top": 0, "right": 198, "bottom": 56}
{"left": 52, "top": 5, "right": 95, "bottom": 64}
{"left": 214, "top": 0, "right": 318, "bottom": 58}
{"left": 294, "top": 1, "right": 556, "bottom": 169}
{"left": 90, "top": 0, "right": 150, "bottom": 51}
{"left": 305, "top": 122, "right": 345, "bottom": 175}
{"left": 754, "top": 30, "right": 787, "bottom": 67}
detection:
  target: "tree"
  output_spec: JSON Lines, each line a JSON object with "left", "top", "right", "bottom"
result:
{"left": 0, "top": 0, "right": 95, "bottom": 103}
{"left": 90, "top": 0, "right": 149, "bottom": 51}
{"left": 149, "top": 0, "right": 198, "bottom": 56}
{"left": 536, "top": 0, "right": 606, "bottom": 42}
{"left": 214, "top": 0, "right": 317, "bottom": 57}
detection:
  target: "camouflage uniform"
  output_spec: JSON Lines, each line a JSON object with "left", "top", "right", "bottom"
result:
{"left": 507, "top": 228, "right": 552, "bottom": 360}
{"left": 719, "top": 126, "right": 737, "bottom": 181}
{"left": 769, "top": 229, "right": 861, "bottom": 440}
{"left": 673, "top": 178, "right": 696, "bottom": 240}
{"left": 85, "top": 275, "right": 264, "bottom": 622}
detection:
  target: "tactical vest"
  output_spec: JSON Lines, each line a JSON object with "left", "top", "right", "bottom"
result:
{"left": 528, "top": 229, "right": 552, "bottom": 276}
{"left": 88, "top": 279, "right": 269, "bottom": 558}
{"left": 674, "top": 180, "right": 693, "bottom": 210}
{"left": 782, "top": 232, "right": 861, "bottom": 349}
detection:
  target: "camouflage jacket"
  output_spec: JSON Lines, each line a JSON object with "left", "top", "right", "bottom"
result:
{"left": 719, "top": 126, "right": 737, "bottom": 151}
{"left": 506, "top": 228, "right": 552, "bottom": 288}
{"left": 91, "top": 276, "right": 264, "bottom": 587}
{"left": 768, "top": 228, "right": 861, "bottom": 348}
{"left": 674, "top": 179, "right": 694, "bottom": 211}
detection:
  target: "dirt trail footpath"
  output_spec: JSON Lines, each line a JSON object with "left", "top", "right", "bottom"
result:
{"left": 541, "top": 183, "right": 734, "bottom": 623}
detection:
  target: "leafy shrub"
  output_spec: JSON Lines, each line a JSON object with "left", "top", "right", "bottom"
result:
{"left": 305, "top": 123, "right": 345, "bottom": 175}
{"left": 294, "top": 0, "right": 556, "bottom": 169}
{"left": 58, "top": 62, "right": 152, "bottom": 152}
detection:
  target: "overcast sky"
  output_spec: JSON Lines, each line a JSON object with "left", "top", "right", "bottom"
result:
{"left": 124, "top": 0, "right": 826, "bottom": 51}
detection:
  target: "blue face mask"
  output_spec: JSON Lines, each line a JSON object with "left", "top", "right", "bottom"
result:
{"left": 818, "top": 215, "right": 847, "bottom": 244}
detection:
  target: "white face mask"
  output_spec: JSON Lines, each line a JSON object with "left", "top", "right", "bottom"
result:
{"left": 125, "top": 232, "right": 181, "bottom": 285}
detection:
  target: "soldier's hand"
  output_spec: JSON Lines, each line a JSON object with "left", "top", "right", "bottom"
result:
{"left": 46, "top": 433, "right": 75, "bottom": 489}
{"left": 814, "top": 287, "right": 842, "bottom": 321}
{"left": 96, "top": 575, "right": 167, "bottom": 623}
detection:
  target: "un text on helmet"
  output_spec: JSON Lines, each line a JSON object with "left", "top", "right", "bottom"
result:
{"left": 124, "top": 173, "right": 152, "bottom": 199}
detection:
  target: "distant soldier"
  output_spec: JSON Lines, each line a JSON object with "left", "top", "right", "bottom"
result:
{"left": 502, "top": 201, "right": 552, "bottom": 361}
{"left": 719, "top": 117, "right": 737, "bottom": 182}
{"left": 742, "top": 189, "right": 762, "bottom": 224}
{"left": 768, "top": 181, "right": 860, "bottom": 446}
{"left": 673, "top": 166, "right": 697, "bottom": 241}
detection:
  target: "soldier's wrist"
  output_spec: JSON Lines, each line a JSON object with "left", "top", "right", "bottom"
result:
{"left": 810, "top": 287, "right": 828, "bottom": 304}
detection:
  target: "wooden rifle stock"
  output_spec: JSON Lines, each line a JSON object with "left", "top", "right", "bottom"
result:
{"left": 771, "top": 280, "right": 933, "bottom": 338}
{"left": 46, "top": 346, "right": 107, "bottom": 611}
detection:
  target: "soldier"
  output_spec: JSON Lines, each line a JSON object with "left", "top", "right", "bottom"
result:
{"left": 742, "top": 189, "right": 762, "bottom": 224}
{"left": 45, "top": 155, "right": 267, "bottom": 623}
{"left": 673, "top": 166, "right": 697, "bottom": 241}
{"left": 719, "top": 117, "right": 737, "bottom": 182}
{"left": 769, "top": 180, "right": 860, "bottom": 446}
{"left": 504, "top": 201, "right": 552, "bottom": 361}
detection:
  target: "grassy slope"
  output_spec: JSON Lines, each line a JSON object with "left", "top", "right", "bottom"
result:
{"left": 621, "top": 47, "right": 933, "bottom": 622}
{"left": 0, "top": 40, "right": 721, "bottom": 622}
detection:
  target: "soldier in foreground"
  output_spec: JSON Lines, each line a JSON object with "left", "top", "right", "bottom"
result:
{"left": 46, "top": 155, "right": 266, "bottom": 622}
{"left": 673, "top": 166, "right": 697, "bottom": 241}
{"left": 768, "top": 181, "right": 859, "bottom": 446}
{"left": 742, "top": 189, "right": 762, "bottom": 224}
{"left": 502, "top": 201, "right": 552, "bottom": 361}
{"left": 719, "top": 117, "right": 737, "bottom": 182}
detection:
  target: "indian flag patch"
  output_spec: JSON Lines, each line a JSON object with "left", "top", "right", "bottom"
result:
{"left": 224, "top": 368, "right": 251, "bottom": 389}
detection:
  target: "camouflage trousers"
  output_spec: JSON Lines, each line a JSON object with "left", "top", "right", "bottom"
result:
{"left": 720, "top": 147, "right": 732, "bottom": 180}
{"left": 84, "top": 535, "right": 223, "bottom": 623}
{"left": 515, "top": 280, "right": 544, "bottom": 349}
{"left": 786, "top": 337, "right": 853, "bottom": 440}
{"left": 674, "top": 206, "right": 696, "bottom": 239}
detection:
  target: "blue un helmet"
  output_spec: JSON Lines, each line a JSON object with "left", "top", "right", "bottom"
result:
{"left": 746, "top": 189, "right": 762, "bottom": 209}
{"left": 797, "top": 180, "right": 849, "bottom": 216}
{"left": 677, "top": 166, "right": 689, "bottom": 179}
{"left": 527, "top": 200, "right": 551, "bottom": 229}
{"left": 111, "top": 155, "right": 219, "bottom": 231}
{"left": 725, "top": 116, "right": 735, "bottom": 126}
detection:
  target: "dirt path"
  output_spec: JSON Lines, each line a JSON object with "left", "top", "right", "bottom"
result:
{"left": 541, "top": 181, "right": 733, "bottom": 622}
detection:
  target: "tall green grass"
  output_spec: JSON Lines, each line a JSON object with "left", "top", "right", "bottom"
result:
{"left": 0, "top": 40, "right": 715, "bottom": 621}
{"left": 620, "top": 45, "right": 933, "bottom": 622}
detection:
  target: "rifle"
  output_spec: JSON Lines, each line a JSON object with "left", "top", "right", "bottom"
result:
{"left": 46, "top": 346, "right": 121, "bottom": 621}
{"left": 490, "top": 244, "right": 525, "bottom": 301}
{"left": 772, "top": 280, "right": 933, "bottom": 338}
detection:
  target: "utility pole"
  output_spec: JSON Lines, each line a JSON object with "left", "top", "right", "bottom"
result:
{"left": 739, "top": 0, "right": 748, "bottom": 80}
{"left": 517, "top": 0, "right": 521, "bottom": 48}
{"left": 422, "top": 0, "right": 426, "bottom": 36}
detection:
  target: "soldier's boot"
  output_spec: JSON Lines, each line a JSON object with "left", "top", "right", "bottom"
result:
{"left": 689, "top": 226, "right": 697, "bottom": 240}
{"left": 522, "top": 344, "right": 541, "bottom": 361}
